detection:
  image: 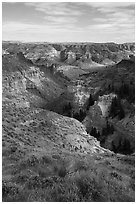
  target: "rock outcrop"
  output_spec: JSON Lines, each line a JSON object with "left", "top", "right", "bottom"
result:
{"left": 98, "top": 93, "right": 117, "bottom": 117}
{"left": 2, "top": 53, "right": 66, "bottom": 108}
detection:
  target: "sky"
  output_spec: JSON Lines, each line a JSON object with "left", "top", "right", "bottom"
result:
{"left": 2, "top": 2, "right": 135, "bottom": 43}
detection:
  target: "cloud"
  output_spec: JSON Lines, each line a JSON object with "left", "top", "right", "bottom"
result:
{"left": 24, "top": 2, "right": 82, "bottom": 16}
{"left": 2, "top": 21, "right": 70, "bottom": 33}
{"left": 82, "top": 2, "right": 134, "bottom": 10}
{"left": 2, "top": 19, "right": 79, "bottom": 35}
{"left": 45, "top": 15, "right": 77, "bottom": 25}
{"left": 23, "top": 2, "right": 82, "bottom": 30}
{"left": 2, "top": 21, "right": 85, "bottom": 42}
{"left": 85, "top": 2, "right": 134, "bottom": 35}
{"left": 27, "top": 3, "right": 134, "bottom": 27}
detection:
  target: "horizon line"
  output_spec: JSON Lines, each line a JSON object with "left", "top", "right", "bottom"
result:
{"left": 2, "top": 40, "right": 135, "bottom": 44}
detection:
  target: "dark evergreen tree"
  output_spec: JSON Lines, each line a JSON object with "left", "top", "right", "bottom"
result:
{"left": 90, "top": 127, "right": 100, "bottom": 139}
{"left": 73, "top": 109, "right": 86, "bottom": 122}
{"left": 109, "top": 96, "right": 125, "bottom": 119}
{"left": 63, "top": 102, "right": 72, "bottom": 117}
{"left": 88, "top": 94, "right": 94, "bottom": 106}
{"left": 73, "top": 112, "right": 80, "bottom": 121}
{"left": 122, "top": 139, "right": 131, "bottom": 155}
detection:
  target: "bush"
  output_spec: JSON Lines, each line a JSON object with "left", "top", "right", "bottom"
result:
{"left": 54, "top": 163, "right": 67, "bottom": 178}
{"left": 75, "top": 171, "right": 109, "bottom": 202}
{"left": 2, "top": 181, "right": 28, "bottom": 202}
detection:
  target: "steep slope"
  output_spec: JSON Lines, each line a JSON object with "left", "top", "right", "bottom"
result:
{"left": 2, "top": 103, "right": 135, "bottom": 202}
{"left": 2, "top": 53, "right": 67, "bottom": 108}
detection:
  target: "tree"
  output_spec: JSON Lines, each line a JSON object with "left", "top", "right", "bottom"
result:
{"left": 86, "top": 94, "right": 94, "bottom": 111}
{"left": 90, "top": 127, "right": 100, "bottom": 139}
{"left": 88, "top": 94, "right": 94, "bottom": 106}
{"left": 109, "top": 97, "right": 125, "bottom": 119}
{"left": 73, "top": 109, "right": 86, "bottom": 122}
{"left": 63, "top": 102, "right": 72, "bottom": 117}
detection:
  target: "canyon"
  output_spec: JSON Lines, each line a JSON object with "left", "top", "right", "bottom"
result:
{"left": 2, "top": 41, "right": 135, "bottom": 202}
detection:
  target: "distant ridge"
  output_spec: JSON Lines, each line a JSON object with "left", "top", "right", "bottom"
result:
{"left": 2, "top": 40, "right": 135, "bottom": 45}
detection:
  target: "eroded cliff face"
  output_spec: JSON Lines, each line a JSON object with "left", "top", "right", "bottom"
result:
{"left": 83, "top": 99, "right": 107, "bottom": 134}
{"left": 83, "top": 92, "right": 135, "bottom": 154}
{"left": 2, "top": 55, "right": 65, "bottom": 108}
{"left": 68, "top": 81, "right": 91, "bottom": 109}
{"left": 60, "top": 42, "right": 135, "bottom": 65}
{"left": 98, "top": 93, "right": 117, "bottom": 117}
{"left": 24, "top": 44, "right": 60, "bottom": 63}
{"left": 73, "top": 86, "right": 90, "bottom": 108}
{"left": 83, "top": 93, "right": 118, "bottom": 132}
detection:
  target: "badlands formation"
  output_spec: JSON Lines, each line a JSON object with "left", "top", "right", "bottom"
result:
{"left": 2, "top": 41, "right": 135, "bottom": 202}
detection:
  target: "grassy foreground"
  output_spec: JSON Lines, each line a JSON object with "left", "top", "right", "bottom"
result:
{"left": 3, "top": 149, "right": 135, "bottom": 202}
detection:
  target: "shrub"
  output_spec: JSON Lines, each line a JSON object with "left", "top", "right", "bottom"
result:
{"left": 2, "top": 181, "right": 27, "bottom": 202}
{"left": 74, "top": 171, "right": 109, "bottom": 202}
{"left": 53, "top": 163, "right": 67, "bottom": 178}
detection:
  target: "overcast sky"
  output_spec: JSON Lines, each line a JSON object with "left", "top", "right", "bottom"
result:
{"left": 2, "top": 2, "right": 135, "bottom": 43}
